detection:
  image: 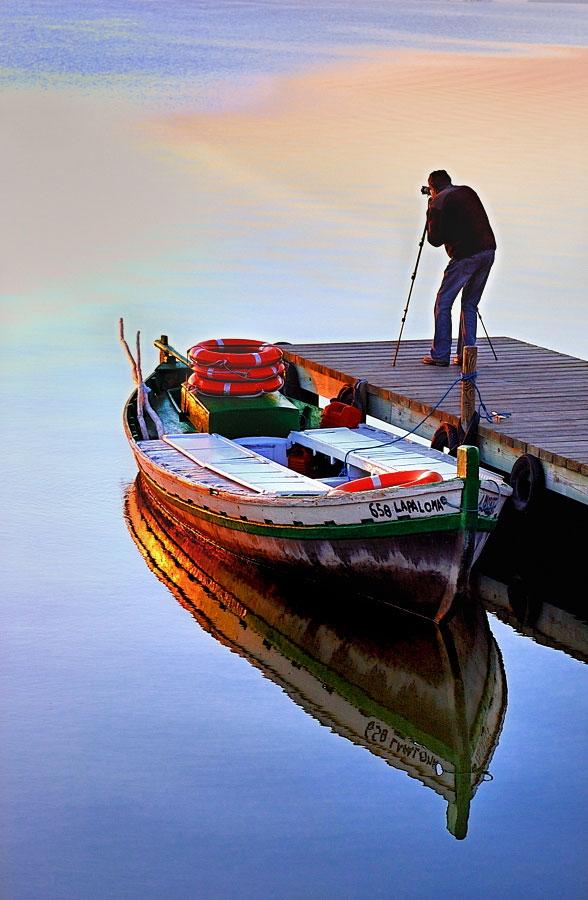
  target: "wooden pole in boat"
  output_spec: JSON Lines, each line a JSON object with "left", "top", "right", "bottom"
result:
{"left": 159, "top": 334, "right": 170, "bottom": 364}
{"left": 153, "top": 339, "right": 191, "bottom": 368}
{"left": 119, "top": 318, "right": 164, "bottom": 439}
{"left": 460, "top": 346, "right": 477, "bottom": 434}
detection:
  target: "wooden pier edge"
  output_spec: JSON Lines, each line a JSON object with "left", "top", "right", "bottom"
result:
{"left": 281, "top": 338, "right": 588, "bottom": 507}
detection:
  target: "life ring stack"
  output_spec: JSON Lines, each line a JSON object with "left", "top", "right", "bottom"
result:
{"left": 187, "top": 339, "right": 285, "bottom": 398}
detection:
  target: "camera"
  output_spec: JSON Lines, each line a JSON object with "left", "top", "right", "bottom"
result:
{"left": 421, "top": 185, "right": 431, "bottom": 196}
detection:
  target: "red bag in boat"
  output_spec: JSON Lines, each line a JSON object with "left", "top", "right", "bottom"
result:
{"left": 320, "top": 401, "right": 362, "bottom": 430}
{"left": 287, "top": 445, "right": 316, "bottom": 476}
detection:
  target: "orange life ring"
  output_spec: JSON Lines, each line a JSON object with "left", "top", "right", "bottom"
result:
{"left": 191, "top": 361, "right": 285, "bottom": 383}
{"left": 333, "top": 470, "right": 443, "bottom": 493}
{"left": 189, "top": 373, "right": 284, "bottom": 397}
{"left": 188, "top": 339, "right": 282, "bottom": 368}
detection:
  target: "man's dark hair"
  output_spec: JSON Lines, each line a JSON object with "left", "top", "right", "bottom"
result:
{"left": 428, "top": 170, "right": 452, "bottom": 190}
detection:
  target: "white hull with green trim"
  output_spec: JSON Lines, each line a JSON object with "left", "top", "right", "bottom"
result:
{"left": 124, "top": 355, "right": 512, "bottom": 622}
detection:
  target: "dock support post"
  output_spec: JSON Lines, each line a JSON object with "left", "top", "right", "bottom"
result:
{"left": 461, "top": 346, "right": 477, "bottom": 433}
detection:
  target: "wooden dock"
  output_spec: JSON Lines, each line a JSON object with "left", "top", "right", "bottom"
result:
{"left": 282, "top": 337, "right": 588, "bottom": 506}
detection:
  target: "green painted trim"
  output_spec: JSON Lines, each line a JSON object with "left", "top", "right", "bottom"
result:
{"left": 143, "top": 471, "right": 498, "bottom": 542}
{"left": 459, "top": 446, "right": 481, "bottom": 533}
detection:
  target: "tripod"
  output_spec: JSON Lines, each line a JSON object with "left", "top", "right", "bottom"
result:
{"left": 392, "top": 220, "right": 427, "bottom": 366}
{"left": 392, "top": 221, "right": 498, "bottom": 365}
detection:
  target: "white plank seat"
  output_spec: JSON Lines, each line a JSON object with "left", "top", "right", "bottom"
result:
{"left": 162, "top": 433, "right": 331, "bottom": 496}
{"left": 287, "top": 425, "right": 460, "bottom": 481}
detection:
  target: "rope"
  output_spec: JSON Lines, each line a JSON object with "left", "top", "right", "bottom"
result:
{"left": 196, "top": 358, "right": 278, "bottom": 379}
{"left": 438, "top": 479, "right": 503, "bottom": 514}
{"left": 340, "top": 372, "right": 511, "bottom": 476}
{"left": 465, "top": 371, "right": 512, "bottom": 423}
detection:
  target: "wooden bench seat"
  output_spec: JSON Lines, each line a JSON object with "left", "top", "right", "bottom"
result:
{"left": 162, "top": 433, "right": 331, "bottom": 496}
{"left": 288, "top": 425, "right": 460, "bottom": 480}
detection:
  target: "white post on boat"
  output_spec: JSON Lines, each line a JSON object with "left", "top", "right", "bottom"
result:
{"left": 460, "top": 346, "right": 477, "bottom": 434}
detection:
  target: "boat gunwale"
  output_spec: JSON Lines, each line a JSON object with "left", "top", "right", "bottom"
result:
{"left": 137, "top": 467, "right": 498, "bottom": 540}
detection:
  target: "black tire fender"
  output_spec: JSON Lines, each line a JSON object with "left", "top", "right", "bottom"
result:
{"left": 431, "top": 423, "right": 460, "bottom": 457}
{"left": 509, "top": 454, "right": 545, "bottom": 513}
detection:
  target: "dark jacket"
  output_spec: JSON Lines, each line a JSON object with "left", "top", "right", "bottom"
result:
{"left": 427, "top": 185, "right": 496, "bottom": 260}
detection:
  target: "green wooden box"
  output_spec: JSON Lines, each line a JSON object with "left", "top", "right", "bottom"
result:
{"left": 181, "top": 384, "right": 300, "bottom": 438}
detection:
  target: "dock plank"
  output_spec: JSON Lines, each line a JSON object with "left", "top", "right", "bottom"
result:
{"left": 282, "top": 337, "right": 588, "bottom": 503}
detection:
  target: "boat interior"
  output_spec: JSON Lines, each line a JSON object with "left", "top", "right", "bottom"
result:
{"left": 131, "top": 362, "right": 505, "bottom": 498}
{"left": 139, "top": 426, "right": 463, "bottom": 496}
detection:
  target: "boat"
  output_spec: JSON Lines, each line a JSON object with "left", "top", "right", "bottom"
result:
{"left": 124, "top": 477, "right": 508, "bottom": 840}
{"left": 122, "top": 334, "right": 512, "bottom": 622}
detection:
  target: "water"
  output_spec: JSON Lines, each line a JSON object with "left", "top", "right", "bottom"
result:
{"left": 1, "top": 2, "right": 587, "bottom": 898}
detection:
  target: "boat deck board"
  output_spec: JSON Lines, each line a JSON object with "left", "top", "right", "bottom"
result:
{"left": 282, "top": 337, "right": 588, "bottom": 503}
{"left": 157, "top": 433, "right": 331, "bottom": 495}
{"left": 137, "top": 440, "right": 254, "bottom": 493}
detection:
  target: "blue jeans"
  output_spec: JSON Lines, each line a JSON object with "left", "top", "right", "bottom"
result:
{"left": 430, "top": 249, "right": 495, "bottom": 362}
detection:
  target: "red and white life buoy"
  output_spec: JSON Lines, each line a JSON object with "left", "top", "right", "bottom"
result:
{"left": 332, "top": 470, "right": 443, "bottom": 493}
{"left": 188, "top": 339, "right": 282, "bottom": 369}
{"left": 188, "top": 373, "right": 284, "bottom": 397}
{"left": 187, "top": 339, "right": 285, "bottom": 396}
{"left": 191, "top": 361, "right": 285, "bottom": 383}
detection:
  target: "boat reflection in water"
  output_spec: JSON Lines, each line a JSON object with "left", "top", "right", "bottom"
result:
{"left": 475, "top": 499, "right": 588, "bottom": 665}
{"left": 124, "top": 475, "right": 508, "bottom": 840}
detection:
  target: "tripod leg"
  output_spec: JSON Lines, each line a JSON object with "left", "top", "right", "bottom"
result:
{"left": 477, "top": 310, "right": 498, "bottom": 360}
{"left": 392, "top": 220, "right": 428, "bottom": 366}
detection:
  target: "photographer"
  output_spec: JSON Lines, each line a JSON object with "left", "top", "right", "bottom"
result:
{"left": 422, "top": 170, "right": 496, "bottom": 367}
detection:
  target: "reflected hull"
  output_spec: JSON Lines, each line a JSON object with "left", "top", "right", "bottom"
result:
{"left": 475, "top": 496, "right": 588, "bottom": 663}
{"left": 125, "top": 478, "right": 508, "bottom": 839}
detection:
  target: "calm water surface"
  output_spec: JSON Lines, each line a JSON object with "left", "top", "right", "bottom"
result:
{"left": 1, "top": 2, "right": 587, "bottom": 898}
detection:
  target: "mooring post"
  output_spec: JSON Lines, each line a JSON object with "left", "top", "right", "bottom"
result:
{"left": 159, "top": 334, "right": 170, "bottom": 364}
{"left": 461, "top": 345, "right": 477, "bottom": 432}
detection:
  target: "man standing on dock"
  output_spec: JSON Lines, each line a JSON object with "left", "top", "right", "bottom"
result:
{"left": 422, "top": 170, "right": 496, "bottom": 367}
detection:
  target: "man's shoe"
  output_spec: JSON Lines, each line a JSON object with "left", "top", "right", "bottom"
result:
{"left": 452, "top": 356, "right": 462, "bottom": 366}
{"left": 422, "top": 356, "right": 449, "bottom": 367}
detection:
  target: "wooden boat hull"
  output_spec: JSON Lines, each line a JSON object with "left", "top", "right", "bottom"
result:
{"left": 138, "top": 468, "right": 487, "bottom": 620}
